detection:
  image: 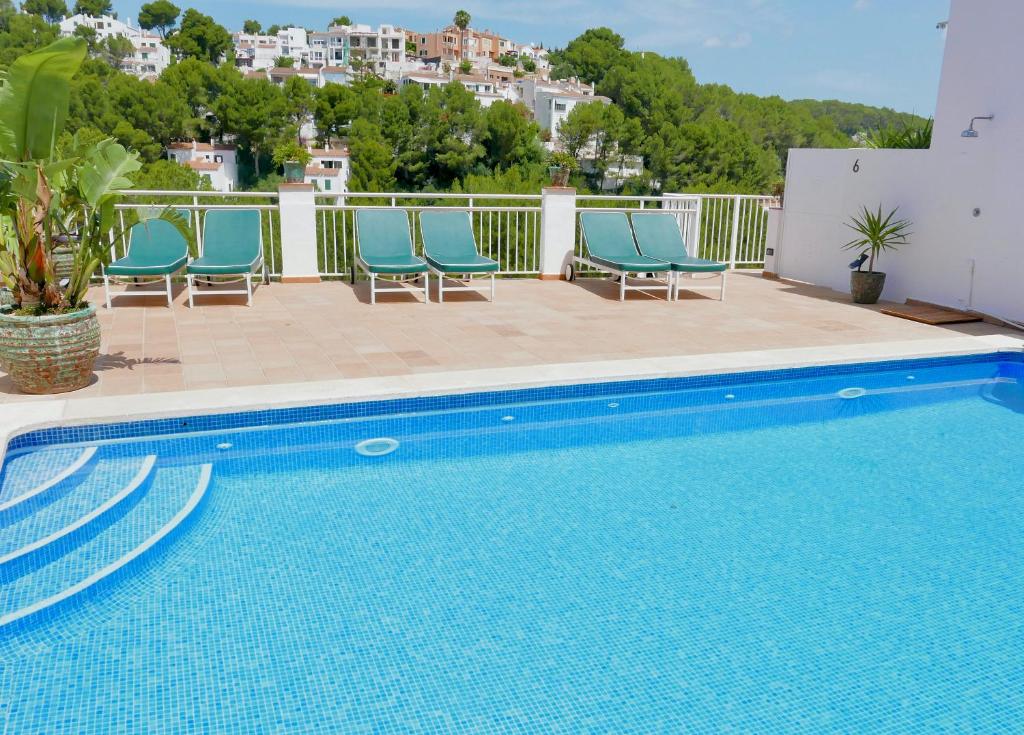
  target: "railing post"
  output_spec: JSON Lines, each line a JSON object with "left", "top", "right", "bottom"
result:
{"left": 728, "top": 195, "right": 742, "bottom": 269}
{"left": 691, "top": 197, "right": 703, "bottom": 259}
{"left": 538, "top": 186, "right": 577, "bottom": 280}
{"left": 277, "top": 183, "right": 320, "bottom": 283}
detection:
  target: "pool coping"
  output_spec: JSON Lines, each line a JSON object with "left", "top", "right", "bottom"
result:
{"left": 1, "top": 333, "right": 1021, "bottom": 463}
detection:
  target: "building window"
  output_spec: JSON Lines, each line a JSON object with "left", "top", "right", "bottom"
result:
{"left": 214, "top": 155, "right": 223, "bottom": 163}
{"left": 554, "top": 102, "right": 566, "bottom": 112}
{"left": 324, "top": 179, "right": 332, "bottom": 191}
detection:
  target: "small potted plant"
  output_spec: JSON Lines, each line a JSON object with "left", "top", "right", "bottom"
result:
{"left": 547, "top": 151, "right": 578, "bottom": 187}
{"left": 0, "top": 38, "right": 187, "bottom": 394}
{"left": 273, "top": 141, "right": 312, "bottom": 184}
{"left": 842, "top": 205, "right": 912, "bottom": 305}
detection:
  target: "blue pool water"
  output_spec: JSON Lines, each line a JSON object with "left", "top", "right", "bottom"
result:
{"left": 1, "top": 353, "right": 1023, "bottom": 733}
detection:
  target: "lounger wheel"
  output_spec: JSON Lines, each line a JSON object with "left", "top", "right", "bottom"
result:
{"left": 350, "top": 265, "right": 356, "bottom": 285}
{"left": 564, "top": 263, "right": 575, "bottom": 282}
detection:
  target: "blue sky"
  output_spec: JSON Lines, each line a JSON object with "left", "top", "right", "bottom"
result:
{"left": 117, "top": 0, "right": 950, "bottom": 114}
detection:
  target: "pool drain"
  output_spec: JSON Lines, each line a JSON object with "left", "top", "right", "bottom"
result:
{"left": 837, "top": 387, "right": 868, "bottom": 400}
{"left": 355, "top": 438, "right": 400, "bottom": 457}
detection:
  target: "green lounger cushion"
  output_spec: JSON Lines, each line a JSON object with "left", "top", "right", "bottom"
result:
{"left": 419, "top": 211, "right": 499, "bottom": 273}
{"left": 106, "top": 218, "right": 189, "bottom": 276}
{"left": 631, "top": 212, "right": 727, "bottom": 272}
{"left": 188, "top": 209, "right": 262, "bottom": 275}
{"left": 579, "top": 212, "right": 670, "bottom": 273}
{"left": 356, "top": 209, "right": 428, "bottom": 275}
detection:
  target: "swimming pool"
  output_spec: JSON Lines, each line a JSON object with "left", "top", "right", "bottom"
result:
{"left": 2, "top": 352, "right": 1022, "bottom": 732}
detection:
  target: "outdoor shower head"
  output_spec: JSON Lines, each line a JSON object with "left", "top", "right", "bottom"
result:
{"left": 962, "top": 115, "right": 994, "bottom": 138}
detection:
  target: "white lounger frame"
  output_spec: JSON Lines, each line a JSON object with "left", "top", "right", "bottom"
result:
{"left": 571, "top": 255, "right": 673, "bottom": 302}
{"left": 187, "top": 261, "right": 263, "bottom": 308}
{"left": 672, "top": 270, "right": 727, "bottom": 301}
{"left": 356, "top": 259, "right": 430, "bottom": 305}
{"left": 429, "top": 267, "right": 496, "bottom": 303}
{"left": 186, "top": 211, "right": 265, "bottom": 308}
{"left": 103, "top": 271, "right": 178, "bottom": 308}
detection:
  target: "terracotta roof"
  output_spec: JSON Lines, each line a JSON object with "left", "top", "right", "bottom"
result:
{"left": 304, "top": 166, "right": 342, "bottom": 177}
{"left": 186, "top": 161, "right": 222, "bottom": 172}
{"left": 309, "top": 148, "right": 349, "bottom": 158}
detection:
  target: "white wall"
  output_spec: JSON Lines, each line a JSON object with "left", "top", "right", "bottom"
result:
{"left": 777, "top": 0, "right": 1024, "bottom": 323}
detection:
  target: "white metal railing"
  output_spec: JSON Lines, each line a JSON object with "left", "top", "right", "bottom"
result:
{"left": 111, "top": 190, "right": 283, "bottom": 276}
{"left": 107, "top": 190, "right": 775, "bottom": 282}
{"left": 313, "top": 192, "right": 542, "bottom": 277}
{"left": 576, "top": 194, "right": 776, "bottom": 268}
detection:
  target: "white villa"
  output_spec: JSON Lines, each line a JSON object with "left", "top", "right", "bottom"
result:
{"left": 304, "top": 148, "right": 350, "bottom": 193}
{"left": 58, "top": 13, "right": 170, "bottom": 79}
{"left": 515, "top": 78, "right": 608, "bottom": 133}
{"left": 166, "top": 142, "right": 239, "bottom": 193}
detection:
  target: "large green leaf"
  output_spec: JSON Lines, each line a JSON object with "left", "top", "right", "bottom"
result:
{"left": 77, "top": 139, "right": 141, "bottom": 208}
{"left": 0, "top": 38, "right": 87, "bottom": 162}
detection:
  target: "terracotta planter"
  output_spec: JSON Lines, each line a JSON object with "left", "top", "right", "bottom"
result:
{"left": 850, "top": 271, "right": 886, "bottom": 305}
{"left": 549, "top": 166, "right": 571, "bottom": 187}
{"left": 0, "top": 306, "right": 101, "bottom": 394}
{"left": 283, "top": 161, "right": 306, "bottom": 184}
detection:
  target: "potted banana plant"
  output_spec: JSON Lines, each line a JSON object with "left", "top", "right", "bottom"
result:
{"left": 842, "top": 205, "right": 912, "bottom": 305}
{"left": 0, "top": 39, "right": 188, "bottom": 394}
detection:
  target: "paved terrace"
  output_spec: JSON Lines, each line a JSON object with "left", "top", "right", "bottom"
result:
{"left": 0, "top": 272, "right": 1018, "bottom": 403}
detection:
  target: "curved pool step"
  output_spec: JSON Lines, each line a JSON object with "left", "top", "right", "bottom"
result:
{"left": 0, "top": 463, "right": 212, "bottom": 631}
{"left": 0, "top": 453, "right": 153, "bottom": 555}
{"left": 0, "top": 447, "right": 98, "bottom": 515}
{"left": 0, "top": 456, "right": 157, "bottom": 580}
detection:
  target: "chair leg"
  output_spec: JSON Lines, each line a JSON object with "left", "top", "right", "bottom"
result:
{"left": 165, "top": 275, "right": 173, "bottom": 307}
{"left": 104, "top": 274, "right": 111, "bottom": 309}
{"left": 720, "top": 271, "right": 727, "bottom": 301}
{"left": 370, "top": 273, "right": 376, "bottom": 305}
{"left": 423, "top": 272, "right": 430, "bottom": 304}
{"left": 187, "top": 274, "right": 194, "bottom": 308}
{"left": 438, "top": 272, "right": 444, "bottom": 303}
{"left": 490, "top": 273, "right": 495, "bottom": 302}
{"left": 619, "top": 272, "right": 626, "bottom": 302}
{"left": 246, "top": 273, "right": 253, "bottom": 306}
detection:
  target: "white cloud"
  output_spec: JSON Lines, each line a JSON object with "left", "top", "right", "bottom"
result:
{"left": 853, "top": 0, "right": 871, "bottom": 10}
{"left": 703, "top": 36, "right": 724, "bottom": 48}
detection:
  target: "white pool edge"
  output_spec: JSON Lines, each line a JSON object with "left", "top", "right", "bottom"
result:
{"left": 1, "top": 334, "right": 1021, "bottom": 463}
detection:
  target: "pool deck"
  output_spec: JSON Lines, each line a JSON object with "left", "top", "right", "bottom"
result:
{"left": 1, "top": 272, "right": 1021, "bottom": 448}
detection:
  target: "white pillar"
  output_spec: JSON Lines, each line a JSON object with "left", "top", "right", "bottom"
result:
{"left": 762, "top": 206, "right": 784, "bottom": 279}
{"left": 538, "top": 186, "right": 577, "bottom": 279}
{"left": 278, "top": 183, "right": 320, "bottom": 283}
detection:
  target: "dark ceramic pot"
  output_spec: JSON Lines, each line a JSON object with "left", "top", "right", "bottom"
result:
{"left": 851, "top": 271, "right": 886, "bottom": 304}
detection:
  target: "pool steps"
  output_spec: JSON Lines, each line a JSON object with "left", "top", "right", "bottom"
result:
{"left": 0, "top": 456, "right": 157, "bottom": 575}
{"left": 0, "top": 454, "right": 212, "bottom": 631}
{"left": 0, "top": 447, "right": 98, "bottom": 514}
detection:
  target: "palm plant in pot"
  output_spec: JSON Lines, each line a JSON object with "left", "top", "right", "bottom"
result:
{"left": 842, "top": 205, "right": 912, "bottom": 305}
{"left": 0, "top": 39, "right": 188, "bottom": 394}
